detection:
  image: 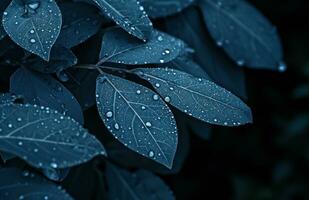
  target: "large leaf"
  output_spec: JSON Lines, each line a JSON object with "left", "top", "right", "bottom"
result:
{"left": 56, "top": 2, "right": 103, "bottom": 48}
{"left": 141, "top": 0, "right": 195, "bottom": 18}
{"left": 2, "top": 0, "right": 62, "bottom": 61}
{"left": 91, "top": 0, "right": 153, "bottom": 40}
{"left": 199, "top": 0, "right": 284, "bottom": 70}
{"left": 164, "top": 6, "right": 247, "bottom": 100}
{"left": 0, "top": 103, "right": 106, "bottom": 169}
{"left": 106, "top": 163, "right": 175, "bottom": 200}
{"left": 96, "top": 73, "right": 178, "bottom": 168}
{"left": 134, "top": 68, "right": 252, "bottom": 126}
{"left": 10, "top": 68, "right": 84, "bottom": 124}
{"left": 0, "top": 168, "right": 73, "bottom": 200}
{"left": 99, "top": 28, "right": 184, "bottom": 65}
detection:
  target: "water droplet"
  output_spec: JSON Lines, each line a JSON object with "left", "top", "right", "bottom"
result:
{"left": 157, "top": 35, "right": 163, "bottom": 41}
{"left": 27, "top": 2, "right": 40, "bottom": 10}
{"left": 19, "top": 195, "right": 24, "bottom": 200}
{"left": 114, "top": 123, "right": 120, "bottom": 130}
{"left": 164, "top": 97, "right": 171, "bottom": 102}
{"left": 17, "top": 117, "right": 22, "bottom": 122}
{"left": 30, "top": 38, "right": 36, "bottom": 43}
{"left": 278, "top": 62, "right": 287, "bottom": 72}
{"left": 146, "top": 122, "right": 152, "bottom": 127}
{"left": 106, "top": 111, "right": 113, "bottom": 118}
{"left": 155, "top": 83, "right": 160, "bottom": 87}
{"left": 153, "top": 94, "right": 159, "bottom": 100}
{"left": 8, "top": 123, "right": 12, "bottom": 128}
{"left": 148, "top": 150, "right": 154, "bottom": 157}
{"left": 136, "top": 90, "right": 141, "bottom": 94}
{"left": 50, "top": 162, "right": 58, "bottom": 168}
{"left": 30, "top": 29, "right": 34, "bottom": 34}
{"left": 18, "top": 141, "right": 23, "bottom": 146}
{"left": 237, "top": 59, "right": 245, "bottom": 66}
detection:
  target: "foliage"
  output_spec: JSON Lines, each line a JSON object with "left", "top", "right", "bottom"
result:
{"left": 0, "top": 0, "right": 287, "bottom": 199}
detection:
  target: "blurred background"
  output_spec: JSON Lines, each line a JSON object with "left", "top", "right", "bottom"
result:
{"left": 164, "top": 0, "right": 309, "bottom": 199}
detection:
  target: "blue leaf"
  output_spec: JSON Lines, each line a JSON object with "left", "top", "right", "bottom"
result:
{"left": 99, "top": 28, "right": 184, "bottom": 65}
{"left": 0, "top": 103, "right": 106, "bottom": 169}
{"left": 56, "top": 2, "right": 103, "bottom": 48}
{"left": 164, "top": 6, "right": 247, "bottom": 99}
{"left": 10, "top": 68, "right": 84, "bottom": 124}
{"left": 106, "top": 163, "right": 175, "bottom": 200}
{"left": 28, "top": 46, "right": 78, "bottom": 73}
{"left": 2, "top": 0, "right": 62, "bottom": 61}
{"left": 199, "top": 0, "right": 284, "bottom": 70}
{"left": 0, "top": 168, "right": 73, "bottom": 200}
{"left": 134, "top": 68, "right": 252, "bottom": 126}
{"left": 96, "top": 73, "right": 178, "bottom": 168}
{"left": 141, "top": 0, "right": 195, "bottom": 18}
{"left": 91, "top": 0, "right": 153, "bottom": 40}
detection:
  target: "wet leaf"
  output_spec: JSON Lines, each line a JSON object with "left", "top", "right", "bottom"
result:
{"left": 2, "top": 0, "right": 62, "bottom": 61}
{"left": 96, "top": 73, "right": 178, "bottom": 168}
{"left": 0, "top": 103, "right": 106, "bottom": 169}
{"left": 134, "top": 68, "right": 252, "bottom": 126}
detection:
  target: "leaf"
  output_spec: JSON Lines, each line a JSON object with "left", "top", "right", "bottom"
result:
{"left": 0, "top": 168, "right": 73, "bottom": 200}
{"left": 0, "top": 103, "right": 106, "bottom": 169}
{"left": 140, "top": 0, "right": 195, "bottom": 18}
{"left": 96, "top": 73, "right": 178, "bottom": 168}
{"left": 164, "top": 6, "right": 247, "bottom": 99}
{"left": 134, "top": 68, "right": 252, "bottom": 126}
{"left": 2, "top": 0, "right": 62, "bottom": 61}
{"left": 10, "top": 68, "right": 84, "bottom": 124}
{"left": 199, "top": 0, "right": 284, "bottom": 70}
{"left": 99, "top": 28, "right": 184, "bottom": 65}
{"left": 91, "top": 0, "right": 153, "bottom": 40}
{"left": 28, "top": 46, "right": 77, "bottom": 73}
{"left": 106, "top": 163, "right": 175, "bottom": 200}
{"left": 56, "top": 2, "right": 103, "bottom": 48}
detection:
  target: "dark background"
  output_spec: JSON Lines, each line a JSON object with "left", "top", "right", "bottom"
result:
{"left": 166, "top": 0, "right": 309, "bottom": 199}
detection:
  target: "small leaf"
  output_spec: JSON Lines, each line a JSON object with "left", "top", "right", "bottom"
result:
{"left": 2, "top": 0, "right": 62, "bottom": 61}
{"left": 141, "top": 0, "right": 195, "bottom": 18}
{"left": 96, "top": 73, "right": 178, "bottom": 168}
{"left": 0, "top": 168, "right": 73, "bottom": 200}
{"left": 56, "top": 2, "right": 103, "bottom": 48}
{"left": 99, "top": 28, "right": 184, "bottom": 65}
{"left": 0, "top": 103, "right": 106, "bottom": 169}
{"left": 10, "top": 68, "right": 84, "bottom": 124}
{"left": 91, "top": 0, "right": 153, "bottom": 40}
{"left": 199, "top": 0, "right": 284, "bottom": 70}
{"left": 28, "top": 46, "right": 78, "bottom": 73}
{"left": 134, "top": 68, "right": 252, "bottom": 126}
{"left": 106, "top": 163, "right": 175, "bottom": 200}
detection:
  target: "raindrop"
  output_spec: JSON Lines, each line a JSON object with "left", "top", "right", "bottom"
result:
{"left": 155, "top": 83, "right": 160, "bottom": 87}
{"left": 164, "top": 97, "right": 171, "bottom": 102}
{"left": 19, "top": 195, "right": 24, "bottom": 200}
{"left": 157, "top": 35, "right": 163, "bottom": 41}
{"left": 153, "top": 94, "right": 159, "bottom": 100}
{"left": 278, "top": 62, "right": 287, "bottom": 72}
{"left": 145, "top": 122, "right": 152, "bottom": 127}
{"left": 237, "top": 59, "right": 245, "bottom": 66}
{"left": 136, "top": 90, "right": 141, "bottom": 94}
{"left": 148, "top": 150, "right": 154, "bottom": 157}
{"left": 50, "top": 162, "right": 58, "bottom": 168}
{"left": 114, "top": 123, "right": 120, "bottom": 130}
{"left": 27, "top": 2, "right": 40, "bottom": 10}
{"left": 30, "top": 38, "right": 36, "bottom": 43}
{"left": 106, "top": 111, "right": 113, "bottom": 118}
